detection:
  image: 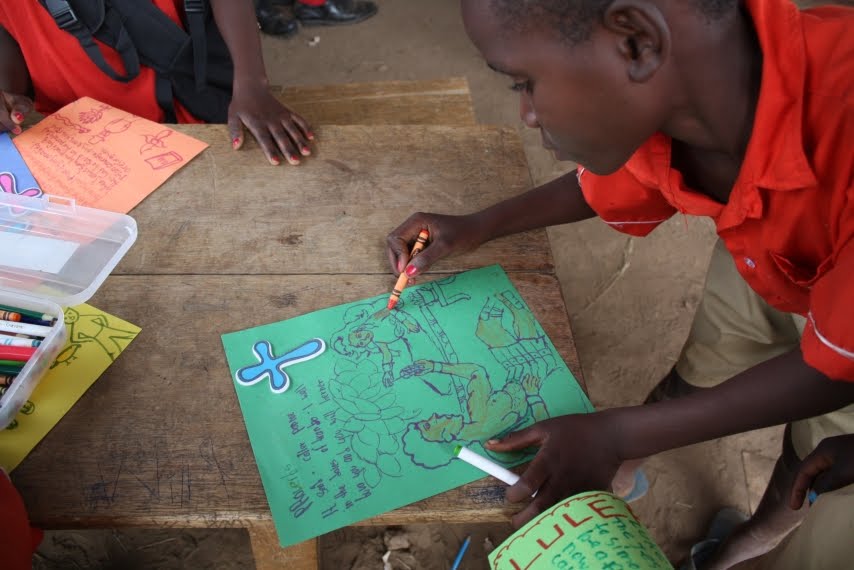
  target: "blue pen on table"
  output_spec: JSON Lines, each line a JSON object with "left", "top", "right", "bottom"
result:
{"left": 451, "top": 535, "right": 471, "bottom": 570}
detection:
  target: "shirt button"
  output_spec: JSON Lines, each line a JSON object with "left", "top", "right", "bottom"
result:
{"left": 744, "top": 257, "right": 756, "bottom": 269}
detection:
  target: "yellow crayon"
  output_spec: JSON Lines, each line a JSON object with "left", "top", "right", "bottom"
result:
{"left": 387, "top": 229, "right": 430, "bottom": 310}
{"left": 0, "top": 311, "right": 21, "bottom": 322}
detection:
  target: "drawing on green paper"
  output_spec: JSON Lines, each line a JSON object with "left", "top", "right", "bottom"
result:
{"left": 221, "top": 265, "right": 593, "bottom": 548}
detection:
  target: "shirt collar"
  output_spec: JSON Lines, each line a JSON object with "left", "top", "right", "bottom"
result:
{"left": 739, "top": 0, "right": 818, "bottom": 192}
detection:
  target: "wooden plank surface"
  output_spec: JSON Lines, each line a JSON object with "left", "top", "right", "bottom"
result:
{"left": 247, "top": 523, "right": 318, "bottom": 570}
{"left": 118, "top": 124, "right": 551, "bottom": 276}
{"left": 272, "top": 78, "right": 476, "bottom": 126}
{"left": 14, "top": 273, "right": 582, "bottom": 528}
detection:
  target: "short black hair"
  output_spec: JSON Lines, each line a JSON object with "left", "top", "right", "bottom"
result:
{"left": 490, "top": 0, "right": 737, "bottom": 44}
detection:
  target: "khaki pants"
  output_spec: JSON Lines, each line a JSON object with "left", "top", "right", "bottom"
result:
{"left": 675, "top": 239, "right": 854, "bottom": 459}
{"left": 736, "top": 483, "right": 854, "bottom": 570}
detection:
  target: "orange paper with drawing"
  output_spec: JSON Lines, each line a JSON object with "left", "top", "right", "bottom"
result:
{"left": 14, "top": 97, "right": 208, "bottom": 213}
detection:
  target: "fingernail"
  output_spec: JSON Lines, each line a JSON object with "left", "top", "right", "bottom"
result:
{"left": 301, "top": 146, "right": 311, "bottom": 156}
{"left": 12, "top": 126, "right": 21, "bottom": 135}
{"left": 232, "top": 138, "right": 240, "bottom": 149}
{"left": 271, "top": 156, "right": 280, "bottom": 165}
{"left": 486, "top": 439, "right": 499, "bottom": 445}
{"left": 12, "top": 112, "right": 23, "bottom": 123}
{"left": 397, "top": 260, "right": 406, "bottom": 273}
{"left": 308, "top": 132, "right": 315, "bottom": 140}
{"left": 405, "top": 265, "right": 418, "bottom": 277}
{"left": 289, "top": 155, "right": 300, "bottom": 165}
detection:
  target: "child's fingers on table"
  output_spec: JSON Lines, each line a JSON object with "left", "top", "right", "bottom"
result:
{"left": 227, "top": 113, "right": 245, "bottom": 150}
{"left": 290, "top": 112, "right": 314, "bottom": 142}
{"left": 281, "top": 120, "right": 311, "bottom": 156}
{"left": 244, "top": 120, "right": 285, "bottom": 166}
{"left": 267, "top": 123, "right": 301, "bottom": 165}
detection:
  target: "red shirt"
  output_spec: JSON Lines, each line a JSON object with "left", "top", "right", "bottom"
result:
{"left": 579, "top": 0, "right": 854, "bottom": 381}
{"left": 0, "top": 1, "right": 203, "bottom": 123}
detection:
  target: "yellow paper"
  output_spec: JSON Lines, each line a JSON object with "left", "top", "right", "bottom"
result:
{"left": 0, "top": 303, "right": 140, "bottom": 471}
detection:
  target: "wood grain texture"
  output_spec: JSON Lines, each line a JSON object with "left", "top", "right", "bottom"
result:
{"left": 14, "top": 273, "right": 582, "bottom": 528}
{"left": 271, "top": 78, "right": 476, "bottom": 126}
{"left": 118, "top": 124, "right": 551, "bottom": 276}
{"left": 247, "top": 523, "right": 318, "bottom": 570}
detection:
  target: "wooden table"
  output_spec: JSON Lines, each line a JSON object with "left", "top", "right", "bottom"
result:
{"left": 13, "top": 95, "right": 584, "bottom": 570}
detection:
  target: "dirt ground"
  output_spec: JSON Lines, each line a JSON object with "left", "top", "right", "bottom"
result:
{"left": 36, "top": 0, "right": 787, "bottom": 567}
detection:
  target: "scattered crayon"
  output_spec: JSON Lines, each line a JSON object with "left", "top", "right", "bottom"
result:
{"left": 387, "top": 229, "right": 430, "bottom": 310}
{"left": 0, "top": 346, "right": 36, "bottom": 362}
{"left": 0, "top": 336, "right": 41, "bottom": 348}
{"left": 450, "top": 536, "right": 471, "bottom": 570}
{"left": 0, "top": 304, "right": 52, "bottom": 322}
{"left": 0, "top": 319, "right": 52, "bottom": 338}
{"left": 0, "top": 311, "right": 21, "bottom": 322}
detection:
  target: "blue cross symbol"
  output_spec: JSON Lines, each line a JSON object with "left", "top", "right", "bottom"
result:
{"left": 235, "top": 338, "right": 326, "bottom": 394}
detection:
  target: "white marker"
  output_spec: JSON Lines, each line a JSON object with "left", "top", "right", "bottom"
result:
{"left": 454, "top": 445, "right": 520, "bottom": 486}
{"left": 0, "top": 320, "right": 52, "bottom": 338}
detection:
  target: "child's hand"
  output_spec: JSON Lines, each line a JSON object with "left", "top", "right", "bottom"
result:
{"left": 789, "top": 434, "right": 854, "bottom": 509}
{"left": 0, "top": 91, "right": 32, "bottom": 135}
{"left": 485, "top": 411, "right": 623, "bottom": 528}
{"left": 386, "top": 212, "right": 487, "bottom": 277}
{"left": 228, "top": 84, "right": 313, "bottom": 166}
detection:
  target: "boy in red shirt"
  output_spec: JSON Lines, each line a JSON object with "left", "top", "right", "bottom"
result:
{"left": 387, "top": 0, "right": 853, "bottom": 566}
{"left": 0, "top": 0, "right": 313, "bottom": 165}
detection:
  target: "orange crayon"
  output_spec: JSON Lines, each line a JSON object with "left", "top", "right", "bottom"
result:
{"left": 387, "top": 229, "right": 430, "bottom": 310}
{"left": 0, "top": 311, "right": 21, "bottom": 322}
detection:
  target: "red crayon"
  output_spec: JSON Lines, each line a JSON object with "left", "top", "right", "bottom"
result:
{"left": 387, "top": 229, "right": 430, "bottom": 310}
{"left": 0, "top": 345, "right": 37, "bottom": 362}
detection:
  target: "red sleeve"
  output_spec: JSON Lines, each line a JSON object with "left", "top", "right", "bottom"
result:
{"left": 0, "top": 471, "right": 42, "bottom": 569}
{"left": 802, "top": 233, "right": 854, "bottom": 381}
{"left": 577, "top": 166, "right": 677, "bottom": 238}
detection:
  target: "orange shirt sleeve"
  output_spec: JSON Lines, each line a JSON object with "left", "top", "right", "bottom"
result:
{"left": 802, "top": 230, "right": 854, "bottom": 381}
{"left": 578, "top": 166, "right": 677, "bottom": 238}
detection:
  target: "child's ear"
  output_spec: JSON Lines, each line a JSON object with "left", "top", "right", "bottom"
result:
{"left": 602, "top": 0, "right": 670, "bottom": 83}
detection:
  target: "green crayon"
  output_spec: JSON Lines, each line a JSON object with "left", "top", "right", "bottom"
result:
{"left": 0, "top": 304, "right": 53, "bottom": 322}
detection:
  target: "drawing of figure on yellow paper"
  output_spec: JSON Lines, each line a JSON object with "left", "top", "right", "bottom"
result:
{"left": 51, "top": 307, "right": 139, "bottom": 368}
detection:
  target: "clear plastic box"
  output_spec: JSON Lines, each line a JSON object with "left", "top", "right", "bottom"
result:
{"left": 0, "top": 192, "right": 137, "bottom": 428}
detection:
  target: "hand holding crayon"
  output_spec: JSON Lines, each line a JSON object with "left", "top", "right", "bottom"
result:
{"left": 387, "top": 229, "right": 429, "bottom": 310}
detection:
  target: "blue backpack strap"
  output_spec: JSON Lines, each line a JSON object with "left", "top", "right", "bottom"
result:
{"left": 41, "top": 0, "right": 141, "bottom": 83}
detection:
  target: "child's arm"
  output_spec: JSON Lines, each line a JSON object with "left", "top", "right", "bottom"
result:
{"left": 0, "top": 25, "right": 33, "bottom": 134}
{"left": 208, "top": 0, "right": 313, "bottom": 166}
{"left": 487, "top": 348, "right": 854, "bottom": 528}
{"left": 386, "top": 170, "right": 596, "bottom": 276}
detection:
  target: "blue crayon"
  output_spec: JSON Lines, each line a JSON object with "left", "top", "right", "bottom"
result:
{"left": 808, "top": 490, "right": 819, "bottom": 505}
{"left": 451, "top": 535, "right": 471, "bottom": 570}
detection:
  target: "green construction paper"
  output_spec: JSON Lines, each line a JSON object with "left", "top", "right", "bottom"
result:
{"left": 489, "top": 491, "right": 673, "bottom": 569}
{"left": 221, "top": 265, "right": 593, "bottom": 547}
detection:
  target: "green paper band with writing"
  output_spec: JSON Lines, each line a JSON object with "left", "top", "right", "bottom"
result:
{"left": 490, "top": 491, "right": 673, "bottom": 569}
